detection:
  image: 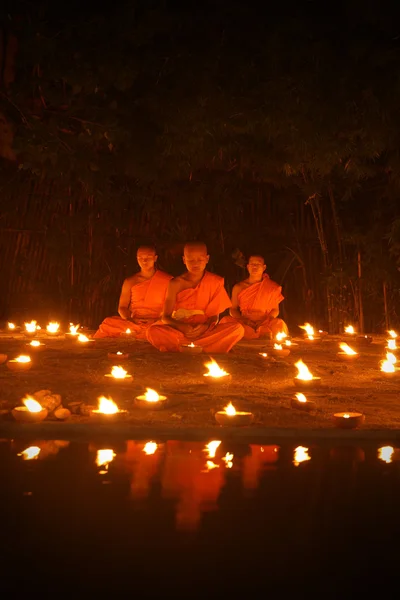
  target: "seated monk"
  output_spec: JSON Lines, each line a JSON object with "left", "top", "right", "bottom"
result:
{"left": 146, "top": 242, "right": 244, "bottom": 353}
{"left": 93, "top": 246, "right": 172, "bottom": 340}
{"left": 221, "top": 254, "right": 288, "bottom": 339}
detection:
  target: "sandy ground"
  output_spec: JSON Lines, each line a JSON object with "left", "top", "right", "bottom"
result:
{"left": 1, "top": 330, "right": 399, "bottom": 432}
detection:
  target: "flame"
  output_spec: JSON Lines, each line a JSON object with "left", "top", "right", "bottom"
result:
{"left": 24, "top": 320, "right": 37, "bottom": 332}
{"left": 276, "top": 332, "right": 287, "bottom": 342}
{"left": 339, "top": 342, "right": 357, "bottom": 356}
{"left": 15, "top": 355, "right": 31, "bottom": 363}
{"left": 343, "top": 414, "right": 350, "bottom": 418}
{"left": 293, "top": 446, "right": 311, "bottom": 466}
{"left": 205, "top": 461, "right": 219, "bottom": 471}
{"left": 274, "top": 343, "right": 283, "bottom": 350}
{"left": 19, "top": 446, "right": 41, "bottom": 460}
{"left": 77, "top": 334, "right": 90, "bottom": 342}
{"left": 294, "top": 359, "right": 313, "bottom": 381}
{"left": 299, "top": 323, "right": 314, "bottom": 339}
{"left": 381, "top": 360, "right": 395, "bottom": 373}
{"left": 388, "top": 330, "right": 397, "bottom": 339}
{"left": 29, "top": 340, "right": 41, "bottom": 347}
{"left": 295, "top": 393, "right": 307, "bottom": 403}
{"left": 97, "top": 396, "right": 120, "bottom": 414}
{"left": 95, "top": 449, "right": 115, "bottom": 468}
{"left": 69, "top": 323, "right": 79, "bottom": 335}
{"left": 46, "top": 322, "right": 60, "bottom": 333}
{"left": 188, "top": 342, "right": 196, "bottom": 347}
{"left": 378, "top": 446, "right": 394, "bottom": 464}
{"left": 345, "top": 325, "right": 355, "bottom": 334}
{"left": 143, "top": 388, "right": 161, "bottom": 402}
{"left": 285, "top": 340, "right": 292, "bottom": 347}
{"left": 387, "top": 339, "right": 397, "bottom": 351}
{"left": 143, "top": 442, "right": 158, "bottom": 455}
{"left": 7, "top": 322, "right": 16, "bottom": 330}
{"left": 22, "top": 397, "right": 43, "bottom": 413}
{"left": 222, "top": 452, "right": 234, "bottom": 468}
{"left": 204, "top": 358, "right": 229, "bottom": 378}
{"left": 116, "top": 351, "right": 123, "bottom": 355}
{"left": 111, "top": 365, "right": 128, "bottom": 379}
{"left": 205, "top": 440, "right": 221, "bottom": 458}
{"left": 386, "top": 352, "right": 397, "bottom": 365}
{"left": 259, "top": 352, "right": 268, "bottom": 358}
{"left": 126, "top": 328, "right": 131, "bottom": 334}
{"left": 223, "top": 402, "right": 236, "bottom": 416}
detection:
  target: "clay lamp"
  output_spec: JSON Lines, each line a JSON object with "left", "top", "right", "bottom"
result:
{"left": 0, "top": 354, "right": 7, "bottom": 365}
{"left": 23, "top": 320, "right": 40, "bottom": 338}
{"left": 7, "top": 322, "right": 20, "bottom": 333}
{"left": 215, "top": 402, "right": 254, "bottom": 426}
{"left": 291, "top": 392, "right": 316, "bottom": 412}
{"left": 105, "top": 365, "right": 133, "bottom": 384}
{"left": 299, "top": 322, "right": 318, "bottom": 341}
{"left": 386, "top": 338, "right": 397, "bottom": 351}
{"left": 7, "top": 354, "right": 32, "bottom": 372}
{"left": 318, "top": 329, "right": 328, "bottom": 337}
{"left": 46, "top": 321, "right": 61, "bottom": 336}
{"left": 333, "top": 411, "right": 364, "bottom": 429}
{"left": 203, "top": 358, "right": 232, "bottom": 383}
{"left": 26, "top": 340, "right": 45, "bottom": 351}
{"left": 135, "top": 387, "right": 167, "bottom": 410}
{"left": 18, "top": 446, "right": 41, "bottom": 460}
{"left": 380, "top": 353, "right": 397, "bottom": 375}
{"left": 12, "top": 396, "right": 48, "bottom": 423}
{"left": 293, "top": 446, "right": 311, "bottom": 466}
{"left": 121, "top": 327, "right": 134, "bottom": 338}
{"left": 65, "top": 323, "right": 80, "bottom": 339}
{"left": 90, "top": 396, "right": 128, "bottom": 422}
{"left": 107, "top": 350, "right": 129, "bottom": 360}
{"left": 293, "top": 359, "right": 321, "bottom": 388}
{"left": 95, "top": 448, "right": 116, "bottom": 474}
{"left": 344, "top": 325, "right": 356, "bottom": 336}
{"left": 271, "top": 342, "right": 290, "bottom": 358}
{"left": 355, "top": 334, "right": 373, "bottom": 346}
{"left": 180, "top": 342, "right": 203, "bottom": 354}
{"left": 77, "top": 333, "right": 94, "bottom": 343}
{"left": 337, "top": 342, "right": 358, "bottom": 360}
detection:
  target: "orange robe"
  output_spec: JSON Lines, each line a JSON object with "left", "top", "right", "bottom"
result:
{"left": 93, "top": 270, "right": 172, "bottom": 340}
{"left": 222, "top": 274, "right": 287, "bottom": 339}
{"left": 146, "top": 271, "right": 244, "bottom": 353}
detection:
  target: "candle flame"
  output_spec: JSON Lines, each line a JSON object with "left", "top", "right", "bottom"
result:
{"left": 387, "top": 339, "right": 397, "bottom": 351}
{"left": 29, "top": 340, "right": 41, "bottom": 347}
{"left": 126, "top": 328, "right": 131, "bottom": 334}
{"left": 19, "top": 446, "right": 41, "bottom": 460}
{"left": 275, "top": 332, "right": 287, "bottom": 341}
{"left": 46, "top": 322, "right": 60, "bottom": 333}
{"left": 7, "top": 322, "right": 16, "bottom": 330}
{"left": 285, "top": 339, "right": 292, "bottom": 347}
{"left": 378, "top": 446, "right": 394, "bottom": 464}
{"left": 15, "top": 355, "right": 31, "bottom": 363}
{"left": 97, "top": 396, "right": 120, "bottom": 414}
{"left": 205, "top": 440, "right": 221, "bottom": 458}
{"left": 223, "top": 402, "right": 236, "bottom": 416}
{"left": 116, "top": 351, "right": 122, "bottom": 355}
{"left": 204, "top": 358, "right": 229, "bottom": 378}
{"left": 188, "top": 342, "right": 196, "bottom": 347}
{"left": 294, "top": 359, "right": 313, "bottom": 381}
{"left": 343, "top": 413, "right": 350, "bottom": 418}
{"left": 77, "top": 334, "right": 90, "bottom": 342}
{"left": 111, "top": 365, "right": 128, "bottom": 379}
{"left": 299, "top": 323, "right": 314, "bottom": 338}
{"left": 345, "top": 325, "right": 355, "bottom": 334}
{"left": 295, "top": 393, "right": 307, "bottom": 403}
{"left": 69, "top": 323, "right": 79, "bottom": 335}
{"left": 222, "top": 452, "right": 234, "bottom": 468}
{"left": 339, "top": 342, "right": 357, "bottom": 355}
{"left": 259, "top": 352, "right": 268, "bottom": 358}
{"left": 388, "top": 330, "right": 397, "bottom": 339}
{"left": 24, "top": 320, "right": 37, "bottom": 332}
{"left": 22, "top": 397, "right": 43, "bottom": 413}
{"left": 293, "top": 446, "right": 311, "bottom": 466}
{"left": 143, "top": 388, "right": 161, "bottom": 402}
{"left": 274, "top": 343, "right": 283, "bottom": 350}
{"left": 143, "top": 442, "right": 158, "bottom": 455}
{"left": 381, "top": 359, "right": 395, "bottom": 373}
{"left": 95, "top": 449, "right": 115, "bottom": 468}
{"left": 386, "top": 352, "right": 397, "bottom": 365}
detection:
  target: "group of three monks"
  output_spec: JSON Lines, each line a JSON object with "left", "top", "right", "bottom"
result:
{"left": 94, "top": 242, "right": 288, "bottom": 352}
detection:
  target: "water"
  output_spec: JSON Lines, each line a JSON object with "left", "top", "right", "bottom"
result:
{"left": 1, "top": 438, "right": 399, "bottom": 595}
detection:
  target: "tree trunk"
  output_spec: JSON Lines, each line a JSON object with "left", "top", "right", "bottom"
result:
{"left": 357, "top": 250, "right": 364, "bottom": 333}
{"left": 383, "top": 281, "right": 389, "bottom": 332}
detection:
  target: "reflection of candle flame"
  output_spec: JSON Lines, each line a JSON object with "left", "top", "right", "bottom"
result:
{"left": 143, "top": 442, "right": 158, "bottom": 455}
{"left": 386, "top": 352, "right": 396, "bottom": 365}
{"left": 205, "top": 461, "right": 219, "bottom": 471}
{"left": 339, "top": 342, "right": 357, "bottom": 355}
{"left": 222, "top": 452, "right": 233, "bottom": 468}
{"left": 294, "top": 359, "right": 313, "bottom": 381}
{"left": 95, "top": 449, "right": 115, "bottom": 469}
{"left": 293, "top": 446, "right": 311, "bottom": 466}
{"left": 19, "top": 446, "right": 41, "bottom": 460}
{"left": 204, "top": 440, "right": 221, "bottom": 458}
{"left": 223, "top": 402, "right": 236, "bottom": 416}
{"left": 295, "top": 393, "right": 307, "bottom": 403}
{"left": 15, "top": 355, "right": 31, "bottom": 363}
{"left": 23, "top": 397, "right": 43, "bottom": 413}
{"left": 378, "top": 446, "right": 394, "bottom": 464}
{"left": 204, "top": 358, "right": 229, "bottom": 378}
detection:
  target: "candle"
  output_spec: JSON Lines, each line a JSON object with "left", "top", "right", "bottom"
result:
{"left": 293, "top": 359, "right": 321, "bottom": 388}
{"left": 12, "top": 396, "right": 48, "bottom": 423}
{"left": 180, "top": 342, "right": 203, "bottom": 354}
{"left": 65, "top": 323, "right": 80, "bottom": 339}
{"left": 387, "top": 339, "right": 397, "bottom": 351}
{"left": 333, "top": 411, "right": 364, "bottom": 429}
{"left": 46, "top": 321, "right": 61, "bottom": 335}
{"left": 24, "top": 320, "right": 39, "bottom": 337}
{"left": 290, "top": 392, "right": 316, "bottom": 412}
{"left": 344, "top": 325, "right": 356, "bottom": 335}
{"left": 135, "top": 388, "right": 167, "bottom": 410}
{"left": 380, "top": 357, "right": 396, "bottom": 373}
{"left": 7, "top": 355, "right": 32, "bottom": 372}
{"left": 275, "top": 332, "right": 287, "bottom": 342}
{"left": 293, "top": 446, "right": 311, "bottom": 466}
{"left": 90, "top": 396, "right": 128, "bottom": 422}
{"left": 215, "top": 402, "right": 254, "bottom": 426}
{"left": 107, "top": 351, "right": 129, "bottom": 360}
{"left": 203, "top": 358, "right": 231, "bottom": 383}
{"left": 388, "top": 330, "right": 397, "bottom": 339}
{"left": 77, "top": 334, "right": 94, "bottom": 343}
{"left": 337, "top": 342, "right": 358, "bottom": 359}
{"left": 7, "top": 322, "right": 19, "bottom": 332}
{"left": 271, "top": 343, "right": 290, "bottom": 358}
{"left": 104, "top": 365, "right": 133, "bottom": 383}
{"left": 299, "top": 323, "right": 317, "bottom": 340}
{"left": 258, "top": 352, "right": 268, "bottom": 359}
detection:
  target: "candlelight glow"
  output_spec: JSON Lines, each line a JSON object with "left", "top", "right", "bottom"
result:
{"left": 299, "top": 323, "right": 314, "bottom": 339}
{"left": 46, "top": 322, "right": 60, "bottom": 333}
{"left": 77, "top": 334, "right": 90, "bottom": 342}
{"left": 143, "top": 388, "right": 161, "bottom": 402}
{"left": 285, "top": 339, "right": 292, "bottom": 347}
{"left": 294, "top": 359, "right": 313, "bottom": 381}
{"left": 95, "top": 396, "right": 120, "bottom": 414}
{"left": 15, "top": 355, "right": 31, "bottom": 363}
{"left": 276, "top": 332, "right": 287, "bottom": 342}
{"left": 386, "top": 352, "right": 397, "bottom": 365}
{"left": 69, "top": 323, "right": 79, "bottom": 335}
{"left": 204, "top": 358, "right": 229, "bottom": 378}
{"left": 29, "top": 340, "right": 41, "bottom": 347}
{"left": 388, "top": 330, "right": 397, "bottom": 339}
{"left": 24, "top": 320, "right": 38, "bottom": 332}
{"left": 205, "top": 461, "right": 219, "bottom": 471}
{"left": 387, "top": 339, "right": 397, "bottom": 351}
{"left": 381, "top": 359, "right": 395, "bottom": 373}
{"left": 259, "top": 352, "right": 268, "bottom": 358}
{"left": 143, "top": 442, "right": 158, "bottom": 455}
{"left": 295, "top": 392, "right": 307, "bottom": 403}
{"left": 19, "top": 446, "right": 41, "bottom": 460}
{"left": 293, "top": 446, "right": 311, "bottom": 466}
{"left": 111, "top": 365, "right": 128, "bottom": 379}
{"left": 274, "top": 343, "right": 283, "bottom": 350}
{"left": 7, "top": 322, "right": 16, "bottom": 330}
{"left": 343, "top": 414, "right": 350, "bottom": 419}
{"left": 222, "top": 452, "right": 234, "bottom": 468}
{"left": 345, "top": 325, "right": 355, "bottom": 334}
{"left": 116, "top": 351, "right": 123, "bottom": 355}
{"left": 126, "top": 328, "right": 131, "bottom": 334}
{"left": 378, "top": 446, "right": 394, "bottom": 464}
{"left": 95, "top": 449, "right": 115, "bottom": 468}
{"left": 205, "top": 440, "right": 221, "bottom": 458}
{"left": 339, "top": 342, "right": 357, "bottom": 355}
{"left": 188, "top": 342, "right": 196, "bottom": 347}
{"left": 23, "top": 397, "right": 43, "bottom": 413}
{"left": 223, "top": 402, "right": 236, "bottom": 416}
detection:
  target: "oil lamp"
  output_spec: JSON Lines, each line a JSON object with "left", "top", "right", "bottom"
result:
{"left": 337, "top": 342, "right": 358, "bottom": 359}
{"left": 380, "top": 357, "right": 396, "bottom": 374}
{"left": 90, "top": 396, "right": 128, "bottom": 422}
{"left": 65, "top": 323, "right": 81, "bottom": 339}
{"left": 290, "top": 392, "right": 316, "bottom": 412}
{"left": 333, "top": 411, "right": 364, "bottom": 429}
{"left": 215, "top": 402, "right": 254, "bottom": 426}
{"left": 7, "top": 355, "right": 32, "bottom": 372}
{"left": 299, "top": 323, "right": 317, "bottom": 341}
{"left": 23, "top": 320, "right": 39, "bottom": 338}
{"left": 104, "top": 365, "right": 133, "bottom": 384}
{"left": 77, "top": 334, "right": 94, "bottom": 343}
{"left": 271, "top": 343, "right": 290, "bottom": 358}
{"left": 180, "top": 342, "right": 203, "bottom": 354}
{"left": 107, "top": 351, "right": 129, "bottom": 360}
{"left": 203, "top": 358, "right": 231, "bottom": 383}
{"left": 7, "top": 322, "right": 20, "bottom": 332}
{"left": 387, "top": 338, "right": 397, "bottom": 351}
{"left": 344, "top": 325, "right": 356, "bottom": 336}
{"left": 26, "top": 340, "right": 44, "bottom": 351}
{"left": 46, "top": 321, "right": 61, "bottom": 336}
{"left": 135, "top": 388, "right": 167, "bottom": 410}
{"left": 293, "top": 359, "right": 321, "bottom": 388}
{"left": 12, "top": 396, "right": 48, "bottom": 423}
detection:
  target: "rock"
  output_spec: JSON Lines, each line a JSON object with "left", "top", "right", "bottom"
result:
{"left": 68, "top": 401, "right": 83, "bottom": 415}
{"left": 54, "top": 408, "right": 71, "bottom": 421}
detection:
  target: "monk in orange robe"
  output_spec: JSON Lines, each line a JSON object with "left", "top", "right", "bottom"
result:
{"left": 221, "top": 254, "right": 288, "bottom": 339}
{"left": 146, "top": 242, "right": 244, "bottom": 352}
{"left": 93, "top": 246, "right": 172, "bottom": 340}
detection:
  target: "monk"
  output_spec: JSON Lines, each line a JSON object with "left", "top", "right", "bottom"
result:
{"left": 146, "top": 242, "right": 244, "bottom": 352}
{"left": 221, "top": 254, "right": 288, "bottom": 339}
{"left": 93, "top": 246, "right": 172, "bottom": 340}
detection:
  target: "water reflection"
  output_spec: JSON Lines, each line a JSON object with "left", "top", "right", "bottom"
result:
{"left": 293, "top": 446, "right": 311, "bottom": 466}
{"left": 18, "top": 446, "right": 41, "bottom": 460}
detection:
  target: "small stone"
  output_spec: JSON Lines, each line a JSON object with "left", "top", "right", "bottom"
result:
{"left": 54, "top": 408, "right": 71, "bottom": 420}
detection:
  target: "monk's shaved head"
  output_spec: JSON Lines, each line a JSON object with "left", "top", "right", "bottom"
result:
{"left": 248, "top": 254, "right": 265, "bottom": 264}
{"left": 183, "top": 241, "right": 208, "bottom": 255}
{"left": 137, "top": 245, "right": 156, "bottom": 255}
{"left": 183, "top": 241, "right": 209, "bottom": 274}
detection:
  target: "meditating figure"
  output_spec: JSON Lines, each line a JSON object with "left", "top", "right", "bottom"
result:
{"left": 93, "top": 246, "right": 172, "bottom": 340}
{"left": 221, "top": 254, "right": 288, "bottom": 339}
{"left": 146, "top": 242, "right": 244, "bottom": 352}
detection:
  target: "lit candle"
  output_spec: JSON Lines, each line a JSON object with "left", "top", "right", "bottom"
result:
{"left": 275, "top": 331, "right": 287, "bottom": 342}
{"left": 203, "top": 358, "right": 231, "bottom": 382}
{"left": 180, "top": 341, "right": 203, "bottom": 353}
{"left": 299, "top": 323, "right": 316, "bottom": 340}
{"left": 135, "top": 388, "right": 167, "bottom": 410}
{"left": 344, "top": 325, "right": 356, "bottom": 335}
{"left": 23, "top": 320, "right": 39, "bottom": 337}
{"left": 337, "top": 342, "right": 358, "bottom": 359}
{"left": 104, "top": 365, "right": 133, "bottom": 383}
{"left": 215, "top": 402, "right": 254, "bottom": 426}
{"left": 6, "top": 355, "right": 32, "bottom": 372}
{"left": 77, "top": 334, "right": 94, "bottom": 343}
{"left": 293, "top": 359, "right": 321, "bottom": 388}
{"left": 259, "top": 352, "right": 268, "bottom": 359}
{"left": 388, "top": 330, "right": 397, "bottom": 339}
{"left": 380, "top": 358, "right": 396, "bottom": 373}
{"left": 290, "top": 392, "right": 316, "bottom": 412}
{"left": 27, "top": 340, "right": 44, "bottom": 350}
{"left": 271, "top": 342, "right": 290, "bottom": 357}
{"left": 387, "top": 339, "right": 397, "bottom": 351}
{"left": 90, "top": 396, "right": 128, "bottom": 422}
{"left": 333, "top": 411, "right": 364, "bottom": 429}
{"left": 65, "top": 323, "right": 81, "bottom": 339}
{"left": 7, "top": 322, "right": 19, "bottom": 332}
{"left": 107, "top": 351, "right": 129, "bottom": 360}
{"left": 46, "top": 321, "right": 60, "bottom": 335}
{"left": 12, "top": 396, "right": 48, "bottom": 422}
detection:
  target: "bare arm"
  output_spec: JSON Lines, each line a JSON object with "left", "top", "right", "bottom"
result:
{"left": 118, "top": 279, "right": 132, "bottom": 320}
{"left": 229, "top": 284, "right": 243, "bottom": 320}
{"left": 159, "top": 280, "right": 190, "bottom": 333}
